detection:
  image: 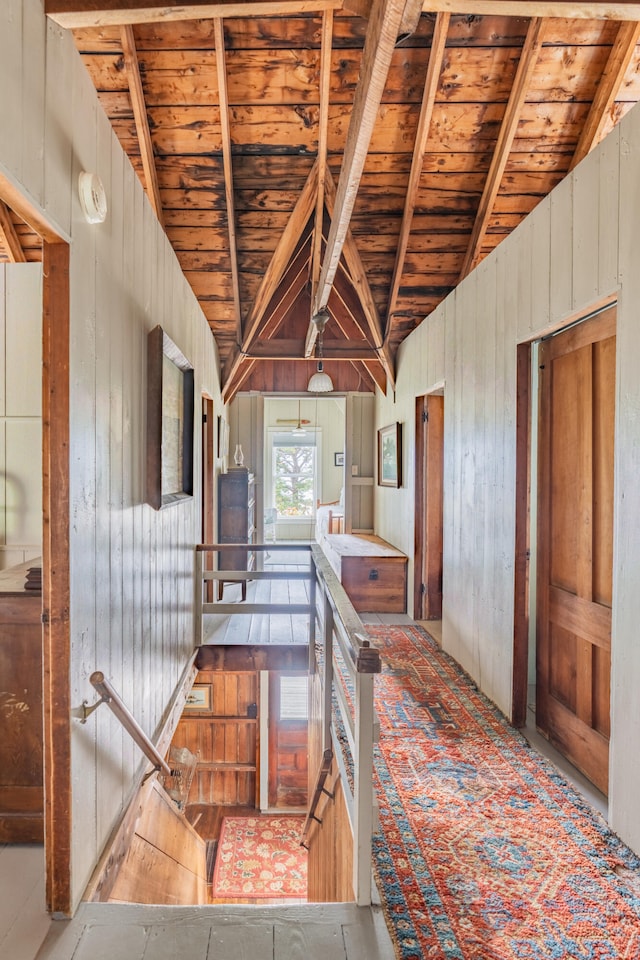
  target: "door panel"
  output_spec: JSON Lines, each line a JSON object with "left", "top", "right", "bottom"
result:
{"left": 537, "top": 307, "right": 615, "bottom": 795}
{"left": 414, "top": 394, "right": 444, "bottom": 620}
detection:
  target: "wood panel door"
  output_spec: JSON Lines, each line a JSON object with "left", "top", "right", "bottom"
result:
{"left": 414, "top": 394, "right": 444, "bottom": 620}
{"left": 537, "top": 307, "right": 615, "bottom": 795}
{"left": 268, "top": 672, "right": 308, "bottom": 809}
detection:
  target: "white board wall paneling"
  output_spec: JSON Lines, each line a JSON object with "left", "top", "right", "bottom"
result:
{"left": 69, "top": 38, "right": 101, "bottom": 897}
{"left": 44, "top": 21, "right": 74, "bottom": 233}
{"left": 549, "top": 173, "right": 574, "bottom": 322}
{"left": 610, "top": 101, "right": 640, "bottom": 852}
{"left": 5, "top": 264, "right": 42, "bottom": 418}
{"left": 572, "top": 149, "right": 601, "bottom": 313}
{"left": 95, "top": 107, "right": 122, "bottom": 848}
{"left": 22, "top": 0, "right": 45, "bottom": 202}
{"left": 530, "top": 202, "right": 551, "bottom": 334}
{"left": 515, "top": 222, "right": 533, "bottom": 338}
{"left": 0, "top": 1, "right": 23, "bottom": 188}
{"left": 0, "top": 420, "right": 5, "bottom": 557}
{"left": 476, "top": 257, "right": 496, "bottom": 697}
{"left": 0, "top": 267, "right": 5, "bottom": 419}
{"left": 598, "top": 124, "right": 620, "bottom": 295}
{"left": 5, "top": 419, "right": 41, "bottom": 547}
{"left": 119, "top": 153, "right": 137, "bottom": 786}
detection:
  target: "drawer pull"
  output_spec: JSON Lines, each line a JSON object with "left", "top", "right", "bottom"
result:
{"left": 368, "top": 568, "right": 379, "bottom": 580}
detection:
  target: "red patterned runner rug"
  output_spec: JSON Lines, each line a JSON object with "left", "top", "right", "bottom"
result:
{"left": 212, "top": 815, "right": 307, "bottom": 899}
{"left": 367, "top": 625, "right": 640, "bottom": 959}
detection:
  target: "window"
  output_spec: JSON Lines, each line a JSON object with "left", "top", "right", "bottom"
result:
{"left": 279, "top": 675, "right": 308, "bottom": 721}
{"left": 271, "top": 431, "right": 318, "bottom": 519}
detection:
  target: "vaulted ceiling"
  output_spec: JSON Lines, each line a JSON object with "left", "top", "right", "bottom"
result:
{"left": 36, "top": 2, "right": 640, "bottom": 397}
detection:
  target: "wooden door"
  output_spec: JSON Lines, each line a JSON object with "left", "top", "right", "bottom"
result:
{"left": 537, "top": 307, "right": 615, "bottom": 795}
{"left": 414, "top": 394, "right": 444, "bottom": 620}
{"left": 268, "top": 672, "right": 308, "bottom": 809}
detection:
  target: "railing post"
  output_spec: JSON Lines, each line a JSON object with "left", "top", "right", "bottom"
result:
{"left": 309, "top": 554, "right": 317, "bottom": 674}
{"left": 322, "top": 590, "right": 334, "bottom": 753}
{"left": 194, "top": 547, "right": 203, "bottom": 646}
{"left": 354, "top": 668, "right": 375, "bottom": 906}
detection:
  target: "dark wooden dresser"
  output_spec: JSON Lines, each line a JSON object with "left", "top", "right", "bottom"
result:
{"left": 0, "top": 559, "right": 43, "bottom": 842}
{"left": 217, "top": 468, "right": 256, "bottom": 600}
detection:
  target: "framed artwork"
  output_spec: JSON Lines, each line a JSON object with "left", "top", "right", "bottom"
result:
{"left": 334, "top": 452, "right": 345, "bottom": 466}
{"left": 377, "top": 422, "right": 402, "bottom": 488}
{"left": 146, "top": 325, "right": 195, "bottom": 509}
{"left": 184, "top": 683, "right": 212, "bottom": 713}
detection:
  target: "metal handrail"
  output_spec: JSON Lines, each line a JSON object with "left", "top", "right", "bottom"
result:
{"left": 84, "top": 671, "right": 171, "bottom": 776}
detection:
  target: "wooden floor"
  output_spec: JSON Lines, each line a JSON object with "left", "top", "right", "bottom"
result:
{"left": 0, "top": 844, "right": 50, "bottom": 960}
{"left": 203, "top": 548, "right": 314, "bottom": 646}
{"left": 34, "top": 902, "right": 395, "bottom": 960}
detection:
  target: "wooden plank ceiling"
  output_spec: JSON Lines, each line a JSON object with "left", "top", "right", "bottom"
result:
{"left": 43, "top": 0, "right": 640, "bottom": 398}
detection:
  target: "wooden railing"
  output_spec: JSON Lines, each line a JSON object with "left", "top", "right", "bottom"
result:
{"left": 194, "top": 541, "right": 380, "bottom": 906}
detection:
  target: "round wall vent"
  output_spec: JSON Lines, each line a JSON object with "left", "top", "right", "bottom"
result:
{"left": 78, "top": 171, "right": 107, "bottom": 224}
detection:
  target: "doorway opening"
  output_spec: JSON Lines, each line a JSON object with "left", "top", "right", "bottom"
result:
{"left": 414, "top": 391, "right": 444, "bottom": 623}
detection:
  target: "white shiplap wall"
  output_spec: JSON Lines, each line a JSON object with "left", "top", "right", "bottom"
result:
{"left": 0, "top": 264, "right": 42, "bottom": 569}
{"left": 0, "top": 1, "right": 222, "bottom": 909}
{"left": 376, "top": 108, "right": 640, "bottom": 854}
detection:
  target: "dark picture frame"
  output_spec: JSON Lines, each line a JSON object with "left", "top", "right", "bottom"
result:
{"left": 146, "top": 325, "right": 195, "bottom": 510}
{"left": 334, "top": 452, "right": 345, "bottom": 466}
{"left": 377, "top": 422, "right": 402, "bottom": 488}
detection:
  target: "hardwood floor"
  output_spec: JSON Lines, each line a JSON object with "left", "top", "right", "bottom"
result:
{"left": 0, "top": 844, "right": 50, "bottom": 960}
{"left": 203, "top": 548, "right": 314, "bottom": 646}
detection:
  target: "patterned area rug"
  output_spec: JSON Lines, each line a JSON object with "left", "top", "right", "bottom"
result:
{"left": 368, "top": 625, "right": 640, "bottom": 959}
{"left": 212, "top": 815, "right": 307, "bottom": 899}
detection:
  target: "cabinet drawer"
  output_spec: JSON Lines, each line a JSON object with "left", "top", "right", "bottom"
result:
{"left": 341, "top": 556, "right": 406, "bottom": 613}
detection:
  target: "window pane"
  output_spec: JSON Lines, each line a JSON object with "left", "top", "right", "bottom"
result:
{"left": 274, "top": 444, "right": 315, "bottom": 517}
{"left": 280, "top": 676, "right": 308, "bottom": 720}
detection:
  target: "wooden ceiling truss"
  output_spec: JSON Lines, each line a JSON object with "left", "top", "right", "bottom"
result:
{"left": 35, "top": 0, "right": 640, "bottom": 396}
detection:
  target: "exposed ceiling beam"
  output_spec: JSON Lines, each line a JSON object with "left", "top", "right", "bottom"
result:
{"left": 421, "top": 0, "right": 640, "bottom": 18}
{"left": 311, "top": 9, "right": 334, "bottom": 303}
{"left": 221, "top": 162, "right": 318, "bottom": 400}
{"left": 570, "top": 19, "right": 640, "bottom": 171}
{"left": 0, "top": 201, "right": 27, "bottom": 263}
{"left": 214, "top": 17, "right": 242, "bottom": 345}
{"left": 45, "top": 0, "right": 640, "bottom": 29}
{"left": 385, "top": 11, "right": 449, "bottom": 331}
{"left": 313, "top": 0, "right": 423, "bottom": 318}
{"left": 46, "top": 0, "right": 345, "bottom": 28}
{"left": 246, "top": 339, "right": 379, "bottom": 360}
{"left": 224, "top": 358, "right": 256, "bottom": 405}
{"left": 312, "top": 169, "right": 395, "bottom": 387}
{"left": 120, "top": 25, "right": 164, "bottom": 226}
{"left": 458, "top": 17, "right": 546, "bottom": 281}
{"left": 355, "top": 360, "right": 381, "bottom": 392}
{"left": 255, "top": 237, "right": 313, "bottom": 343}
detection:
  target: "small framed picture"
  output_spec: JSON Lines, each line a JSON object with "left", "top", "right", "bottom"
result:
{"left": 334, "top": 452, "right": 345, "bottom": 466}
{"left": 184, "top": 683, "right": 212, "bottom": 713}
{"left": 377, "top": 422, "right": 402, "bottom": 488}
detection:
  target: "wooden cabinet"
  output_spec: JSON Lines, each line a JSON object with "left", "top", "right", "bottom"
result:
{"left": 0, "top": 560, "right": 43, "bottom": 842}
{"left": 217, "top": 468, "right": 256, "bottom": 600}
{"left": 322, "top": 534, "right": 407, "bottom": 613}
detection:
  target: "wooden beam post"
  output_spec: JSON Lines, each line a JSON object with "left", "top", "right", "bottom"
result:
{"left": 120, "top": 25, "right": 164, "bottom": 226}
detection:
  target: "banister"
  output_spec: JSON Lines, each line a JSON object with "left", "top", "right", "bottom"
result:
{"left": 84, "top": 671, "right": 171, "bottom": 777}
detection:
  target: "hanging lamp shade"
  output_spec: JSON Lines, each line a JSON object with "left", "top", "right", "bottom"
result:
{"left": 308, "top": 360, "right": 333, "bottom": 393}
{"left": 307, "top": 308, "right": 333, "bottom": 392}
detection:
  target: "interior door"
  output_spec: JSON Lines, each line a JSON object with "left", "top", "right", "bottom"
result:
{"left": 268, "top": 672, "right": 308, "bottom": 809}
{"left": 536, "top": 306, "right": 615, "bottom": 795}
{"left": 414, "top": 394, "right": 444, "bottom": 620}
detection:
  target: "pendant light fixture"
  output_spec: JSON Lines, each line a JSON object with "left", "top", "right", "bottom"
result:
{"left": 307, "top": 309, "right": 334, "bottom": 393}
